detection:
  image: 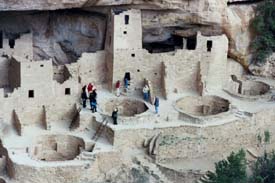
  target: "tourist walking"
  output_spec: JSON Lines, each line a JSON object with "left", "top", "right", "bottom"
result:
{"left": 143, "top": 85, "right": 150, "bottom": 102}
{"left": 81, "top": 85, "right": 88, "bottom": 108}
{"left": 154, "top": 96, "right": 160, "bottom": 114}
{"left": 115, "top": 80, "right": 121, "bottom": 97}
{"left": 90, "top": 97, "right": 97, "bottom": 113}
{"left": 112, "top": 108, "right": 118, "bottom": 125}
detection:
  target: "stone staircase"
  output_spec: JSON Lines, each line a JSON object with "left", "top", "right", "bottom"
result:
{"left": 75, "top": 151, "right": 96, "bottom": 161}
{"left": 196, "top": 174, "right": 210, "bottom": 183}
{"left": 134, "top": 156, "right": 173, "bottom": 183}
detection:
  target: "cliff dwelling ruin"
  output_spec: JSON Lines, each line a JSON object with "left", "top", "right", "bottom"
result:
{"left": 0, "top": 0, "right": 274, "bottom": 183}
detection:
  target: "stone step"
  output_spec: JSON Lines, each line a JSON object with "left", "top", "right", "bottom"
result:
{"left": 135, "top": 157, "right": 173, "bottom": 183}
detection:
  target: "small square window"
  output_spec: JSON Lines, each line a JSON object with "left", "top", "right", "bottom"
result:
{"left": 123, "top": 31, "right": 127, "bottom": 34}
{"left": 65, "top": 88, "right": 71, "bottom": 95}
{"left": 131, "top": 54, "right": 135, "bottom": 57}
{"left": 28, "top": 90, "right": 34, "bottom": 98}
{"left": 40, "top": 64, "right": 44, "bottom": 67}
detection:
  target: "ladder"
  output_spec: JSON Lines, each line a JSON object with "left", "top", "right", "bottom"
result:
{"left": 69, "top": 107, "right": 81, "bottom": 130}
{"left": 92, "top": 117, "right": 108, "bottom": 142}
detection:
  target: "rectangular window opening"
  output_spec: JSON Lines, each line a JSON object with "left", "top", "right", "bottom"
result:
{"left": 125, "top": 15, "right": 129, "bottom": 25}
{"left": 186, "top": 36, "right": 197, "bottom": 50}
{"left": 53, "top": 143, "right": 57, "bottom": 151}
{"left": 65, "top": 88, "right": 71, "bottom": 95}
{"left": 9, "top": 39, "right": 15, "bottom": 49}
{"left": 207, "top": 40, "right": 213, "bottom": 52}
{"left": 28, "top": 90, "right": 34, "bottom": 98}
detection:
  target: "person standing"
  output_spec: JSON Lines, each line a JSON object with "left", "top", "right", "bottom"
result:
{"left": 81, "top": 85, "right": 88, "bottom": 108}
{"left": 154, "top": 96, "right": 160, "bottom": 114}
{"left": 112, "top": 108, "right": 118, "bottom": 125}
{"left": 91, "top": 89, "right": 97, "bottom": 99}
{"left": 115, "top": 80, "right": 121, "bottom": 97}
{"left": 90, "top": 97, "right": 97, "bottom": 113}
{"left": 87, "top": 83, "right": 93, "bottom": 93}
{"left": 143, "top": 85, "right": 150, "bottom": 102}
{"left": 124, "top": 77, "right": 129, "bottom": 92}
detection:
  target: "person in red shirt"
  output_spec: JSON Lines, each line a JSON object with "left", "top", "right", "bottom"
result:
{"left": 115, "top": 80, "right": 121, "bottom": 97}
{"left": 87, "top": 83, "right": 93, "bottom": 93}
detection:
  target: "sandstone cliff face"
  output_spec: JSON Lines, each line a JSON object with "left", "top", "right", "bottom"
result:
{"left": 0, "top": 10, "right": 106, "bottom": 64}
{"left": 0, "top": 0, "right": 260, "bottom": 66}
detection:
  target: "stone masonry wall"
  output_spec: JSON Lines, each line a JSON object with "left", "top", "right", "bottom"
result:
{"left": 110, "top": 106, "right": 275, "bottom": 164}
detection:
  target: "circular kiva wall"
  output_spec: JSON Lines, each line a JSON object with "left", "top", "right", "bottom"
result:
{"left": 31, "top": 135, "right": 85, "bottom": 161}
{"left": 104, "top": 99, "right": 148, "bottom": 117}
{"left": 0, "top": 178, "right": 6, "bottom": 183}
{"left": 175, "top": 96, "right": 230, "bottom": 116}
{"left": 239, "top": 81, "right": 270, "bottom": 96}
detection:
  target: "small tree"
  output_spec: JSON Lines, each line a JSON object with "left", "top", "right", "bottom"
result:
{"left": 249, "top": 151, "right": 275, "bottom": 183}
{"left": 201, "top": 149, "right": 247, "bottom": 183}
{"left": 251, "top": 0, "right": 275, "bottom": 64}
{"left": 264, "top": 130, "right": 271, "bottom": 144}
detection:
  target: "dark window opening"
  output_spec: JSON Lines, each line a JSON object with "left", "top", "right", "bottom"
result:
{"left": 53, "top": 143, "right": 57, "bottom": 151}
{"left": 154, "top": 73, "right": 158, "bottom": 76}
{"left": 207, "top": 40, "right": 213, "bottom": 52}
{"left": 137, "top": 69, "right": 140, "bottom": 72}
{"left": 186, "top": 36, "right": 197, "bottom": 50}
{"left": 125, "top": 15, "right": 129, "bottom": 25}
{"left": 28, "top": 90, "right": 34, "bottom": 98}
{"left": 65, "top": 88, "right": 71, "bottom": 95}
{"left": 124, "top": 72, "right": 131, "bottom": 81}
{"left": 131, "top": 54, "right": 135, "bottom": 57}
{"left": 227, "top": 0, "right": 263, "bottom": 6}
{"left": 40, "top": 64, "right": 44, "bottom": 67}
{"left": 0, "top": 31, "right": 2, "bottom": 49}
{"left": 9, "top": 39, "right": 15, "bottom": 49}
{"left": 143, "top": 34, "right": 184, "bottom": 54}
{"left": 123, "top": 31, "right": 127, "bottom": 34}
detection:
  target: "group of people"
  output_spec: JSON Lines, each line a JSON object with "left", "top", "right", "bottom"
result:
{"left": 115, "top": 74, "right": 131, "bottom": 97}
{"left": 115, "top": 80, "right": 160, "bottom": 114}
{"left": 143, "top": 84, "right": 160, "bottom": 114}
{"left": 81, "top": 83, "right": 97, "bottom": 113}
{"left": 80, "top": 79, "right": 160, "bottom": 126}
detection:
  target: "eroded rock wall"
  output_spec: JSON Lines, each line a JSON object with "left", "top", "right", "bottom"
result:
{"left": 0, "top": 0, "right": 261, "bottom": 66}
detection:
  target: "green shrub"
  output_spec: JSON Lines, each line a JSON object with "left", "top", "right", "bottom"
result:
{"left": 249, "top": 151, "right": 275, "bottom": 183}
{"left": 201, "top": 149, "right": 247, "bottom": 183}
{"left": 264, "top": 130, "right": 271, "bottom": 143}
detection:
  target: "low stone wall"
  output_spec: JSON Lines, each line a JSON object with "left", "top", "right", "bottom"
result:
{"left": 102, "top": 98, "right": 148, "bottom": 117}
{"left": 156, "top": 107, "right": 275, "bottom": 163}
{"left": 109, "top": 106, "right": 275, "bottom": 164}
{"left": 12, "top": 161, "right": 93, "bottom": 183}
{"left": 158, "top": 165, "right": 203, "bottom": 183}
{"left": 11, "top": 150, "right": 122, "bottom": 183}
{"left": 31, "top": 135, "right": 85, "bottom": 161}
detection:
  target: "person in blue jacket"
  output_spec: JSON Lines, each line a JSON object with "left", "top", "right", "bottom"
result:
{"left": 154, "top": 96, "right": 160, "bottom": 114}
